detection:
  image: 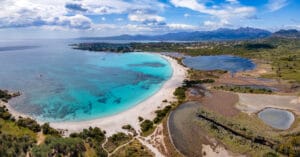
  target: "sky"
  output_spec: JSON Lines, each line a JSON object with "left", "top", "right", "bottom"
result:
{"left": 0, "top": 0, "right": 299, "bottom": 39}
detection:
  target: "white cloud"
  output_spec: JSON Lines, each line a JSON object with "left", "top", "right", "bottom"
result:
{"left": 204, "top": 20, "right": 230, "bottom": 29}
{"left": 167, "top": 23, "right": 198, "bottom": 30}
{"left": 184, "top": 13, "right": 190, "bottom": 17}
{"left": 266, "top": 0, "right": 289, "bottom": 12}
{"left": 116, "top": 18, "right": 123, "bottom": 21}
{"left": 128, "top": 9, "right": 166, "bottom": 26}
{"left": 170, "top": 0, "right": 255, "bottom": 28}
{"left": 0, "top": 0, "right": 166, "bottom": 29}
{"left": 128, "top": 14, "right": 165, "bottom": 24}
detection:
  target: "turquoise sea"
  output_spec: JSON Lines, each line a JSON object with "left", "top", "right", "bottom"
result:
{"left": 0, "top": 39, "right": 172, "bottom": 122}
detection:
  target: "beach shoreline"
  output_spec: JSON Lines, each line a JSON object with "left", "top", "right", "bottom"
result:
{"left": 50, "top": 54, "right": 187, "bottom": 136}
{"left": 3, "top": 54, "right": 187, "bottom": 136}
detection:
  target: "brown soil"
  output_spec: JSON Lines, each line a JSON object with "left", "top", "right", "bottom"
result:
{"left": 148, "top": 123, "right": 170, "bottom": 156}
{"left": 168, "top": 102, "right": 212, "bottom": 157}
{"left": 215, "top": 62, "right": 297, "bottom": 93}
{"left": 201, "top": 90, "right": 240, "bottom": 117}
{"left": 36, "top": 132, "right": 46, "bottom": 145}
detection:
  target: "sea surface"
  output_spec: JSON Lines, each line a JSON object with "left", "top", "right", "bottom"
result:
{"left": 0, "top": 39, "right": 172, "bottom": 122}
{"left": 182, "top": 55, "right": 255, "bottom": 73}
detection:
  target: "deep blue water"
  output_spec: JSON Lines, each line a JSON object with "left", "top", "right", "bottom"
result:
{"left": 0, "top": 39, "right": 172, "bottom": 122}
{"left": 182, "top": 55, "right": 255, "bottom": 73}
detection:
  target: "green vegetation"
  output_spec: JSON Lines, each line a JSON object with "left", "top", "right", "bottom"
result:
{"left": 122, "top": 124, "right": 137, "bottom": 136}
{"left": 0, "top": 134, "right": 36, "bottom": 157}
{"left": 138, "top": 116, "right": 144, "bottom": 122}
{"left": 196, "top": 107, "right": 278, "bottom": 156}
{"left": 17, "top": 117, "right": 41, "bottom": 132}
{"left": 153, "top": 105, "right": 172, "bottom": 124}
{"left": 104, "top": 132, "right": 132, "bottom": 153}
{"left": 174, "top": 79, "right": 215, "bottom": 102}
{"left": 0, "top": 93, "right": 38, "bottom": 157}
{"left": 242, "top": 43, "right": 276, "bottom": 50}
{"left": 1, "top": 92, "right": 108, "bottom": 157}
{"left": 73, "top": 43, "right": 134, "bottom": 53}
{"left": 111, "top": 139, "right": 153, "bottom": 157}
{"left": 140, "top": 120, "right": 154, "bottom": 136}
{"left": 69, "top": 127, "right": 107, "bottom": 157}
{"left": 173, "top": 87, "right": 187, "bottom": 101}
{"left": 195, "top": 106, "right": 300, "bottom": 157}
{"left": 31, "top": 136, "right": 86, "bottom": 157}
{"left": 214, "top": 85, "right": 273, "bottom": 94}
{"left": 188, "top": 69, "right": 227, "bottom": 80}
{"left": 183, "top": 79, "right": 215, "bottom": 87}
{"left": 41, "top": 123, "right": 60, "bottom": 136}
{"left": 0, "top": 89, "right": 12, "bottom": 102}
{"left": 0, "top": 106, "right": 14, "bottom": 120}
{"left": 277, "top": 136, "right": 300, "bottom": 157}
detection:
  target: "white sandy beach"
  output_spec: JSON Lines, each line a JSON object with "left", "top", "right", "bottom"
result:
{"left": 45, "top": 54, "right": 187, "bottom": 136}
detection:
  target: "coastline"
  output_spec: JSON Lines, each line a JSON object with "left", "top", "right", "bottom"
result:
{"left": 8, "top": 54, "right": 187, "bottom": 136}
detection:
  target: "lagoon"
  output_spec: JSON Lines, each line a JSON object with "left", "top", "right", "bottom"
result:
{"left": 182, "top": 55, "right": 255, "bottom": 73}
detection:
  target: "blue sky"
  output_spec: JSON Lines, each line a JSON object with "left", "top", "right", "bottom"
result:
{"left": 0, "top": 0, "right": 299, "bottom": 39}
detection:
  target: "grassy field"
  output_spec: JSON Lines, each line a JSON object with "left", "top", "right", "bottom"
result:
{"left": 104, "top": 132, "right": 132, "bottom": 153}
{"left": 111, "top": 139, "right": 153, "bottom": 157}
{"left": 195, "top": 106, "right": 300, "bottom": 156}
{"left": 0, "top": 119, "right": 36, "bottom": 138}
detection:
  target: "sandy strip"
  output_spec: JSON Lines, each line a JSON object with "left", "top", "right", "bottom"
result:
{"left": 236, "top": 93, "right": 300, "bottom": 115}
{"left": 46, "top": 54, "right": 187, "bottom": 136}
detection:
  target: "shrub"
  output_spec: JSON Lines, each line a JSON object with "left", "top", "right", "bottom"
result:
{"left": 140, "top": 120, "right": 153, "bottom": 133}
{"left": 0, "top": 90, "right": 12, "bottom": 102}
{"left": 122, "top": 124, "right": 132, "bottom": 130}
{"left": 0, "top": 106, "right": 12, "bottom": 120}
{"left": 17, "top": 117, "right": 41, "bottom": 132}
{"left": 153, "top": 105, "right": 172, "bottom": 124}
{"left": 0, "top": 134, "right": 36, "bottom": 157}
{"left": 263, "top": 152, "right": 279, "bottom": 157}
{"left": 174, "top": 87, "right": 186, "bottom": 100}
{"left": 138, "top": 116, "right": 144, "bottom": 122}
{"left": 41, "top": 123, "right": 60, "bottom": 136}
{"left": 32, "top": 136, "right": 86, "bottom": 157}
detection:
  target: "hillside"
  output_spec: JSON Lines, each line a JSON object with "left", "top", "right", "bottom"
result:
{"left": 79, "top": 27, "right": 272, "bottom": 41}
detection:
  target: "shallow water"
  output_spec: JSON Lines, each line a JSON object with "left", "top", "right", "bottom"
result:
{"left": 168, "top": 102, "right": 205, "bottom": 156}
{"left": 258, "top": 108, "right": 294, "bottom": 130}
{"left": 182, "top": 55, "right": 255, "bottom": 73}
{"left": 0, "top": 39, "right": 172, "bottom": 122}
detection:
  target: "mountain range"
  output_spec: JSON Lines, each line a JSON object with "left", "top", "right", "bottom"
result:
{"left": 80, "top": 27, "right": 299, "bottom": 41}
{"left": 272, "top": 29, "right": 300, "bottom": 38}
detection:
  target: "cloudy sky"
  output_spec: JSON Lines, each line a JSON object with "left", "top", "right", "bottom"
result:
{"left": 0, "top": 0, "right": 299, "bottom": 39}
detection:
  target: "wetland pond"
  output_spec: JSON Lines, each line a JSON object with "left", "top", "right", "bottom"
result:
{"left": 182, "top": 55, "right": 255, "bottom": 73}
{"left": 258, "top": 108, "right": 295, "bottom": 130}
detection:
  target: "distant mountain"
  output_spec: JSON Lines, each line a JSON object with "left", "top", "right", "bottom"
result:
{"left": 79, "top": 27, "right": 272, "bottom": 41}
{"left": 273, "top": 29, "right": 300, "bottom": 38}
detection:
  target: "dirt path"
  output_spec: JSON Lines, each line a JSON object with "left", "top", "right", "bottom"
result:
{"left": 36, "top": 132, "right": 46, "bottom": 145}
{"left": 108, "top": 138, "right": 135, "bottom": 156}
